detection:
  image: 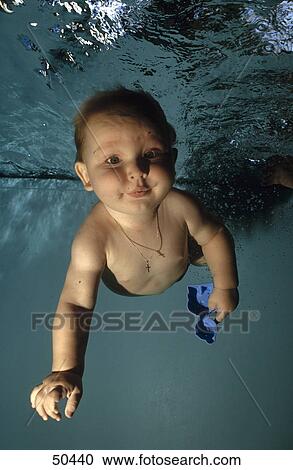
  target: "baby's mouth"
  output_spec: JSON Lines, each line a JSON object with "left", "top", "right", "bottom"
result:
{"left": 127, "top": 187, "right": 151, "bottom": 197}
{"left": 127, "top": 187, "right": 150, "bottom": 194}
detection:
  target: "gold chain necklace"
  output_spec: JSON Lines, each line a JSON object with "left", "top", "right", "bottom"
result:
{"left": 112, "top": 210, "right": 165, "bottom": 272}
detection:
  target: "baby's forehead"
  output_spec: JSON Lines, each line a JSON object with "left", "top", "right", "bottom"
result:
{"left": 85, "top": 113, "right": 164, "bottom": 143}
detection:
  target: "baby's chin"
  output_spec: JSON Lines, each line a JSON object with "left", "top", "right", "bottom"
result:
{"left": 102, "top": 194, "right": 159, "bottom": 214}
{"left": 99, "top": 183, "right": 171, "bottom": 209}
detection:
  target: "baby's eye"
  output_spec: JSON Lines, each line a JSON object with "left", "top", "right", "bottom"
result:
{"left": 144, "top": 150, "right": 164, "bottom": 160}
{"left": 105, "top": 155, "right": 120, "bottom": 165}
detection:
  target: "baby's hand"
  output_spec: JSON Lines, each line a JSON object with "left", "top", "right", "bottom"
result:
{"left": 30, "top": 371, "right": 82, "bottom": 422}
{"left": 262, "top": 155, "right": 293, "bottom": 189}
{"left": 208, "top": 287, "right": 239, "bottom": 322}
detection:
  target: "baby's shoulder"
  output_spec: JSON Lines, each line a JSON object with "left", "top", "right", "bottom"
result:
{"left": 165, "top": 187, "right": 202, "bottom": 213}
{"left": 73, "top": 202, "right": 108, "bottom": 251}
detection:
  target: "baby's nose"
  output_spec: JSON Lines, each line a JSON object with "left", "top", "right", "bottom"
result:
{"left": 127, "top": 158, "right": 149, "bottom": 179}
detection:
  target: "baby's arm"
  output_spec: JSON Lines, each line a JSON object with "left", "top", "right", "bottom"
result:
{"left": 174, "top": 190, "right": 239, "bottom": 321}
{"left": 200, "top": 227, "right": 239, "bottom": 321}
{"left": 262, "top": 155, "right": 293, "bottom": 189}
{"left": 30, "top": 222, "right": 106, "bottom": 421}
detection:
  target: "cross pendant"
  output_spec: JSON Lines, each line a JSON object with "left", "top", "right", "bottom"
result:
{"left": 146, "top": 260, "right": 151, "bottom": 272}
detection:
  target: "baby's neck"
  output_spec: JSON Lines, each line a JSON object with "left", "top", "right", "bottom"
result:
{"left": 103, "top": 205, "right": 159, "bottom": 232}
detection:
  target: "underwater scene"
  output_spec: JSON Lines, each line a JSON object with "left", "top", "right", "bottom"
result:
{"left": 0, "top": 0, "right": 292, "bottom": 450}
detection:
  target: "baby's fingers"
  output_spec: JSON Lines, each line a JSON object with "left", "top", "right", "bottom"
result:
{"left": 65, "top": 388, "right": 82, "bottom": 418}
{"left": 30, "top": 383, "right": 44, "bottom": 409}
{"left": 35, "top": 394, "right": 49, "bottom": 421}
{"left": 34, "top": 387, "right": 64, "bottom": 421}
{"left": 208, "top": 298, "right": 218, "bottom": 312}
{"left": 43, "top": 387, "right": 64, "bottom": 421}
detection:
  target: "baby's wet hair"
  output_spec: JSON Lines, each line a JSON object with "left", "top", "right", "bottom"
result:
{"left": 73, "top": 86, "right": 177, "bottom": 164}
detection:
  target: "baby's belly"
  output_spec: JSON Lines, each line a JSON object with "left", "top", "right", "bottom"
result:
{"left": 102, "top": 258, "right": 189, "bottom": 296}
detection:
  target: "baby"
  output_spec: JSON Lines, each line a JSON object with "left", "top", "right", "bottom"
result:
{"left": 30, "top": 87, "right": 239, "bottom": 421}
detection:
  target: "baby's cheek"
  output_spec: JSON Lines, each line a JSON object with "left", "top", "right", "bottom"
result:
{"left": 97, "top": 169, "right": 122, "bottom": 187}
{"left": 151, "top": 164, "right": 175, "bottom": 185}
{"left": 154, "top": 167, "right": 175, "bottom": 189}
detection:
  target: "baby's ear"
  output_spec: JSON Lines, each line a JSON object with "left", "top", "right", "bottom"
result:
{"left": 74, "top": 162, "right": 93, "bottom": 191}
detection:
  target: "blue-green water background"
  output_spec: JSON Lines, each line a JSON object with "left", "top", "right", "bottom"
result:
{"left": 0, "top": 0, "right": 292, "bottom": 449}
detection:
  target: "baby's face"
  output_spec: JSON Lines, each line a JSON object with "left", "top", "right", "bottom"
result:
{"left": 75, "top": 113, "right": 175, "bottom": 216}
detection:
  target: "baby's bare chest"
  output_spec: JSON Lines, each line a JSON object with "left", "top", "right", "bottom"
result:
{"left": 105, "top": 220, "right": 189, "bottom": 295}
